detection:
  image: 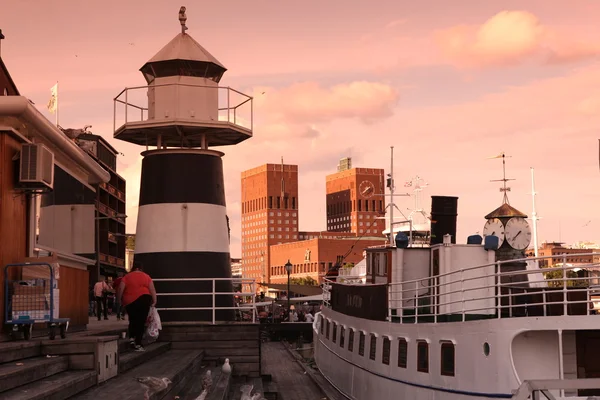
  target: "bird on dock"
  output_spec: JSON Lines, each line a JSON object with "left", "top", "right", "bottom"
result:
{"left": 201, "top": 370, "right": 212, "bottom": 393}
{"left": 222, "top": 358, "right": 231, "bottom": 374}
{"left": 135, "top": 377, "right": 172, "bottom": 400}
{"left": 240, "top": 385, "right": 254, "bottom": 400}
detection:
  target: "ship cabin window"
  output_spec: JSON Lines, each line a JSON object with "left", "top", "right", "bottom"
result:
{"left": 367, "top": 251, "right": 388, "bottom": 277}
{"left": 348, "top": 329, "right": 355, "bottom": 352}
{"left": 332, "top": 323, "right": 337, "bottom": 343}
{"left": 382, "top": 336, "right": 391, "bottom": 365}
{"left": 417, "top": 341, "right": 429, "bottom": 373}
{"left": 369, "top": 334, "right": 377, "bottom": 361}
{"left": 398, "top": 338, "right": 408, "bottom": 368}
{"left": 440, "top": 342, "right": 455, "bottom": 377}
{"left": 340, "top": 326, "right": 345, "bottom": 348}
{"left": 358, "top": 332, "right": 366, "bottom": 356}
{"left": 320, "top": 315, "right": 324, "bottom": 335}
{"left": 326, "top": 320, "right": 330, "bottom": 340}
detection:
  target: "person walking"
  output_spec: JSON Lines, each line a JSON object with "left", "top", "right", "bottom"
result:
{"left": 93, "top": 278, "right": 110, "bottom": 321}
{"left": 112, "top": 275, "right": 125, "bottom": 320}
{"left": 117, "top": 261, "right": 157, "bottom": 352}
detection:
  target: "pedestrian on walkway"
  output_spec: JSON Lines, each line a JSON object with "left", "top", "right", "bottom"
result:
{"left": 93, "top": 278, "right": 110, "bottom": 321}
{"left": 117, "top": 260, "right": 157, "bottom": 352}
{"left": 112, "top": 274, "right": 125, "bottom": 320}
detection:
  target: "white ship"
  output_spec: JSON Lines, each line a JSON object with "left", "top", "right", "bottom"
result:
{"left": 313, "top": 150, "right": 600, "bottom": 399}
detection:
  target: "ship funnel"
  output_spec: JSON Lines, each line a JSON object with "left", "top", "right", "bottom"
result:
{"left": 430, "top": 196, "right": 458, "bottom": 245}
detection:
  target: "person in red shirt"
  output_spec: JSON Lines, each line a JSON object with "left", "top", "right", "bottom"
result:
{"left": 117, "top": 261, "right": 157, "bottom": 351}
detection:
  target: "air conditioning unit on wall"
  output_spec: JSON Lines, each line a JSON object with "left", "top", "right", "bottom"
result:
{"left": 19, "top": 143, "right": 55, "bottom": 190}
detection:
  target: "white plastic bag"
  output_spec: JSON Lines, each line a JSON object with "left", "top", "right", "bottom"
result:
{"left": 145, "top": 306, "right": 162, "bottom": 342}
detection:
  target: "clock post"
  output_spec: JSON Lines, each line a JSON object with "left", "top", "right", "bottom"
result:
{"left": 112, "top": 7, "right": 253, "bottom": 323}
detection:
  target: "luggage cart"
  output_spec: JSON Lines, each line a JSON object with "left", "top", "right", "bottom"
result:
{"left": 4, "top": 262, "right": 70, "bottom": 340}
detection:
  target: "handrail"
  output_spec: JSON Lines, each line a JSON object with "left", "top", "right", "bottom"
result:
{"left": 511, "top": 378, "right": 600, "bottom": 399}
{"left": 321, "top": 252, "right": 600, "bottom": 322}
{"left": 152, "top": 277, "right": 259, "bottom": 324}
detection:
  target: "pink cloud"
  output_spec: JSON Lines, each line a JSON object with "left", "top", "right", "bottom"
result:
{"left": 436, "top": 10, "right": 600, "bottom": 68}
{"left": 253, "top": 81, "right": 399, "bottom": 124}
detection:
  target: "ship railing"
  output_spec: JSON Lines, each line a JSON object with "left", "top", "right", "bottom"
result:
{"left": 510, "top": 377, "right": 600, "bottom": 399}
{"left": 113, "top": 84, "right": 253, "bottom": 133}
{"left": 387, "top": 253, "right": 600, "bottom": 322}
{"left": 152, "top": 277, "right": 258, "bottom": 324}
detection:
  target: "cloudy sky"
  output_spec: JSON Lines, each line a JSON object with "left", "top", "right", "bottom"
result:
{"left": 2, "top": 0, "right": 600, "bottom": 257}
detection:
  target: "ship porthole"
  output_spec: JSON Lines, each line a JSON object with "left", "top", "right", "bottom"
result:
{"left": 483, "top": 342, "right": 490, "bottom": 356}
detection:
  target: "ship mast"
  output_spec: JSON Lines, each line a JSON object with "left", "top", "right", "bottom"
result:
{"left": 389, "top": 146, "right": 394, "bottom": 246}
{"left": 489, "top": 152, "right": 515, "bottom": 204}
{"left": 530, "top": 167, "right": 540, "bottom": 257}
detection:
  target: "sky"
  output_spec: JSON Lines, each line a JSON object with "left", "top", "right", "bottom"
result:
{"left": 2, "top": 0, "right": 600, "bottom": 257}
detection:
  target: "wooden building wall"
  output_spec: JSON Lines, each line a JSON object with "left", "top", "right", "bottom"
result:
{"left": 0, "top": 133, "right": 28, "bottom": 324}
{"left": 58, "top": 266, "right": 89, "bottom": 326}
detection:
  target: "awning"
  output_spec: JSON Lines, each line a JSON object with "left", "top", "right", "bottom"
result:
{"left": 290, "top": 294, "right": 323, "bottom": 302}
{"left": 258, "top": 283, "right": 322, "bottom": 296}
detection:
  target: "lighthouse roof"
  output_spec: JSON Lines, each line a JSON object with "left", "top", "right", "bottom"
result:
{"left": 143, "top": 33, "right": 226, "bottom": 70}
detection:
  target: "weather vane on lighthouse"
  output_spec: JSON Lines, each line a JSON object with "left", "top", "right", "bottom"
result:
{"left": 113, "top": 6, "right": 253, "bottom": 323}
{"left": 489, "top": 152, "right": 515, "bottom": 205}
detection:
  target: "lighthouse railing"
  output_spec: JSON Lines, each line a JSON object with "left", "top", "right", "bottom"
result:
{"left": 153, "top": 277, "right": 258, "bottom": 324}
{"left": 113, "top": 83, "right": 253, "bottom": 132}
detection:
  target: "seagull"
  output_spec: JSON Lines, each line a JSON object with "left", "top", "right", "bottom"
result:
{"left": 240, "top": 385, "right": 254, "bottom": 400}
{"left": 135, "top": 377, "right": 172, "bottom": 400}
{"left": 201, "top": 370, "right": 212, "bottom": 393}
{"left": 222, "top": 358, "right": 231, "bottom": 374}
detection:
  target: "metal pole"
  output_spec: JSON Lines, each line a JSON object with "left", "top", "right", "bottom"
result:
{"left": 96, "top": 184, "right": 101, "bottom": 283}
{"left": 530, "top": 168, "right": 539, "bottom": 258}
{"left": 389, "top": 146, "right": 395, "bottom": 246}
{"left": 287, "top": 270, "right": 291, "bottom": 318}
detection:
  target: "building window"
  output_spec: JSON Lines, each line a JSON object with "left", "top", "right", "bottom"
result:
{"left": 398, "top": 338, "right": 407, "bottom": 368}
{"left": 292, "top": 197, "right": 296, "bottom": 209}
{"left": 382, "top": 337, "right": 391, "bottom": 365}
{"left": 340, "top": 326, "right": 345, "bottom": 348}
{"left": 277, "top": 196, "right": 281, "bottom": 209}
{"left": 358, "top": 332, "right": 365, "bottom": 356}
{"left": 368, "top": 334, "right": 377, "bottom": 360}
{"left": 348, "top": 329, "right": 355, "bottom": 352}
{"left": 441, "top": 342, "right": 455, "bottom": 377}
{"left": 326, "top": 320, "right": 330, "bottom": 340}
{"left": 332, "top": 323, "right": 337, "bottom": 343}
{"left": 417, "top": 341, "right": 429, "bottom": 373}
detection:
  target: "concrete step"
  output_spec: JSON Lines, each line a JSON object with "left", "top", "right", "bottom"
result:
{"left": 1, "top": 370, "right": 96, "bottom": 400}
{"left": 119, "top": 342, "right": 171, "bottom": 373}
{"left": 0, "top": 355, "right": 69, "bottom": 393}
{"left": 0, "top": 341, "right": 42, "bottom": 364}
{"left": 75, "top": 349, "right": 205, "bottom": 400}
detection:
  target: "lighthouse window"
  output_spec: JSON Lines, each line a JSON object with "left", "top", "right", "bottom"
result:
{"left": 397, "top": 338, "right": 407, "bottom": 368}
{"left": 332, "top": 323, "right": 337, "bottom": 343}
{"left": 339, "top": 326, "right": 345, "bottom": 348}
{"left": 417, "top": 341, "right": 429, "bottom": 373}
{"left": 440, "top": 342, "right": 455, "bottom": 377}
{"left": 369, "top": 334, "right": 377, "bottom": 360}
{"left": 320, "top": 315, "right": 324, "bottom": 335}
{"left": 348, "top": 329, "right": 355, "bottom": 352}
{"left": 358, "top": 332, "right": 365, "bottom": 356}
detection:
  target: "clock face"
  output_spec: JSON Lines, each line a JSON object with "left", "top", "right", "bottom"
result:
{"left": 358, "top": 180, "right": 375, "bottom": 198}
{"left": 482, "top": 218, "right": 505, "bottom": 247}
{"left": 504, "top": 217, "right": 532, "bottom": 250}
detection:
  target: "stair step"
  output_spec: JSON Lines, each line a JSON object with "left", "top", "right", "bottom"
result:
{"left": 229, "top": 376, "right": 265, "bottom": 400}
{"left": 119, "top": 342, "right": 171, "bottom": 373}
{"left": 207, "top": 368, "right": 232, "bottom": 400}
{"left": 0, "top": 355, "right": 69, "bottom": 393}
{"left": 118, "top": 338, "right": 131, "bottom": 353}
{"left": 0, "top": 341, "right": 41, "bottom": 364}
{"left": 76, "top": 349, "right": 204, "bottom": 400}
{"left": 170, "top": 367, "right": 227, "bottom": 400}
{"left": 1, "top": 370, "right": 96, "bottom": 400}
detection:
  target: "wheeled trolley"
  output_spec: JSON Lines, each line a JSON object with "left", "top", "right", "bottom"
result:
{"left": 4, "top": 262, "right": 70, "bottom": 340}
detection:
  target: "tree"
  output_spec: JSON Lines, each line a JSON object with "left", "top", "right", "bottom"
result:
{"left": 542, "top": 264, "right": 588, "bottom": 288}
{"left": 290, "top": 276, "right": 318, "bottom": 286}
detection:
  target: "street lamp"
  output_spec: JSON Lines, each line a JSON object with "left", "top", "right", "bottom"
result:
{"left": 285, "top": 259, "right": 293, "bottom": 316}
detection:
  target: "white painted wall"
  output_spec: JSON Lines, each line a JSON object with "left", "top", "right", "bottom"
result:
{"left": 38, "top": 204, "right": 95, "bottom": 255}
{"left": 512, "top": 330, "right": 560, "bottom": 381}
{"left": 400, "top": 248, "right": 430, "bottom": 308}
{"left": 148, "top": 76, "right": 218, "bottom": 121}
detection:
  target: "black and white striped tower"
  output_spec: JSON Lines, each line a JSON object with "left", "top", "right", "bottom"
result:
{"left": 113, "top": 7, "right": 253, "bottom": 322}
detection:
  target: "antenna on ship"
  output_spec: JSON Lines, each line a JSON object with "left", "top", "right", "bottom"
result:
{"left": 406, "top": 175, "right": 430, "bottom": 224}
{"left": 489, "top": 152, "right": 515, "bottom": 204}
{"left": 529, "top": 167, "right": 541, "bottom": 258}
{"left": 382, "top": 146, "right": 410, "bottom": 246}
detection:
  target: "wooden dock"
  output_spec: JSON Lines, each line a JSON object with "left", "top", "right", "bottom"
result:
{"left": 262, "top": 341, "right": 329, "bottom": 400}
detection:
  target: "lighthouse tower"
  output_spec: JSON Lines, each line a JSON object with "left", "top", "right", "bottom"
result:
{"left": 114, "top": 7, "right": 253, "bottom": 322}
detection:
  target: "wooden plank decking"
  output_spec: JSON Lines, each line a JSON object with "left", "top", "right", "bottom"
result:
{"left": 261, "top": 342, "right": 328, "bottom": 400}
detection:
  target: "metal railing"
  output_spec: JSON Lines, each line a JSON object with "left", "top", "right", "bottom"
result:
{"left": 322, "top": 253, "right": 600, "bottom": 322}
{"left": 511, "top": 378, "right": 600, "bottom": 399}
{"left": 152, "top": 277, "right": 259, "bottom": 324}
{"left": 113, "top": 83, "right": 253, "bottom": 133}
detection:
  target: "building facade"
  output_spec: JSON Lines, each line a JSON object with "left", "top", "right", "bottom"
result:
{"left": 325, "top": 163, "right": 385, "bottom": 236}
{"left": 527, "top": 242, "right": 600, "bottom": 267}
{"left": 241, "top": 163, "right": 299, "bottom": 283}
{"left": 269, "top": 236, "right": 387, "bottom": 284}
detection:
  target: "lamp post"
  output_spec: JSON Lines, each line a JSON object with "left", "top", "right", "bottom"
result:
{"left": 285, "top": 259, "right": 293, "bottom": 316}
